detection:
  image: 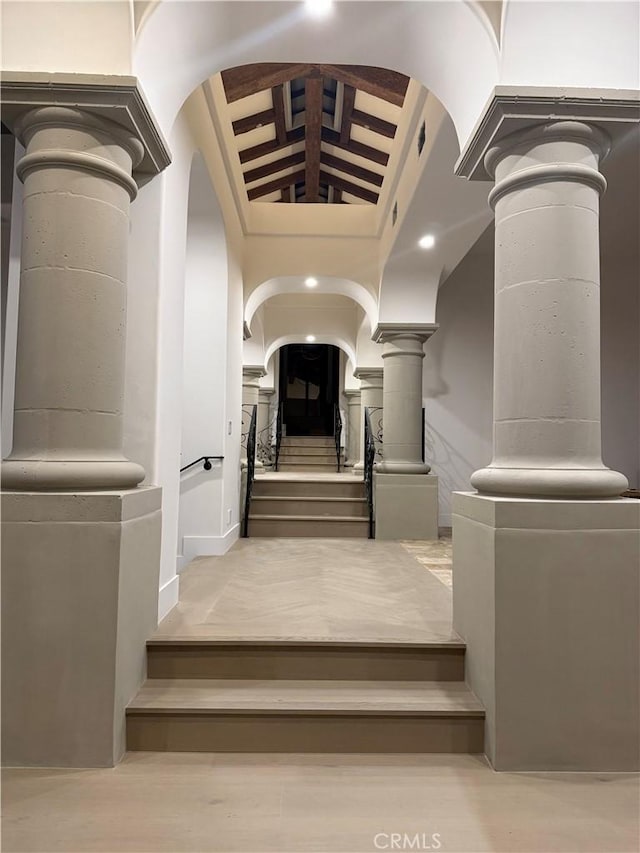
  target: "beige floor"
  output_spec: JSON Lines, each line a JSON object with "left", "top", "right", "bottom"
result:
{"left": 4, "top": 538, "right": 638, "bottom": 852}
{"left": 3, "top": 753, "right": 638, "bottom": 852}
{"left": 155, "top": 538, "right": 457, "bottom": 644}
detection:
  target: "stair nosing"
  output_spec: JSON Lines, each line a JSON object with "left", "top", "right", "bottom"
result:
{"left": 248, "top": 514, "right": 369, "bottom": 522}
{"left": 147, "top": 638, "right": 467, "bottom": 649}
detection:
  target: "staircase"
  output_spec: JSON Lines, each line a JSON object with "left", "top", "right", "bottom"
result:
{"left": 127, "top": 639, "right": 485, "bottom": 754}
{"left": 248, "top": 474, "right": 369, "bottom": 537}
{"left": 277, "top": 435, "right": 341, "bottom": 472}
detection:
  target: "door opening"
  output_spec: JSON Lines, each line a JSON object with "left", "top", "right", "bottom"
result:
{"left": 278, "top": 344, "right": 340, "bottom": 436}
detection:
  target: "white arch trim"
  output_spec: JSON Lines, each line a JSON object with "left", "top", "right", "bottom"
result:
{"left": 245, "top": 276, "right": 378, "bottom": 335}
{"left": 264, "top": 336, "right": 356, "bottom": 371}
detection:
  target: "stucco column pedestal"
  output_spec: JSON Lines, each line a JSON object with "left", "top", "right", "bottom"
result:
{"left": 453, "top": 106, "right": 638, "bottom": 770}
{"left": 343, "top": 389, "right": 361, "bottom": 468}
{"left": 372, "top": 325, "right": 439, "bottom": 540}
{"left": 352, "top": 368, "right": 382, "bottom": 473}
{"left": 2, "top": 107, "right": 146, "bottom": 491}
{"left": 241, "top": 366, "right": 265, "bottom": 472}
{"left": 257, "top": 387, "right": 275, "bottom": 470}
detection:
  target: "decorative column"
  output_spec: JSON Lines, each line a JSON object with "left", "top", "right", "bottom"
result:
{"left": 352, "top": 367, "right": 383, "bottom": 472}
{"left": 374, "top": 325, "right": 436, "bottom": 475}
{"left": 2, "top": 107, "right": 146, "bottom": 490}
{"left": 370, "top": 324, "right": 439, "bottom": 539}
{"left": 343, "top": 389, "right": 361, "bottom": 468}
{"left": 241, "top": 366, "right": 265, "bottom": 471}
{"left": 257, "top": 387, "right": 275, "bottom": 469}
{"left": 452, "top": 105, "right": 639, "bottom": 772}
{"left": 472, "top": 121, "right": 628, "bottom": 498}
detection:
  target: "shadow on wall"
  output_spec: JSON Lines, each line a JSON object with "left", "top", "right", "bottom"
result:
{"left": 425, "top": 420, "right": 483, "bottom": 526}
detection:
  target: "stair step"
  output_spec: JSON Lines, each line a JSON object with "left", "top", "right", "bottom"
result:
{"left": 278, "top": 462, "right": 339, "bottom": 472}
{"left": 281, "top": 437, "right": 335, "bottom": 447}
{"left": 252, "top": 479, "right": 365, "bottom": 498}
{"left": 248, "top": 514, "right": 370, "bottom": 538}
{"left": 279, "top": 446, "right": 339, "bottom": 458}
{"left": 127, "top": 679, "right": 485, "bottom": 753}
{"left": 251, "top": 496, "right": 368, "bottom": 517}
{"left": 146, "top": 639, "right": 466, "bottom": 681}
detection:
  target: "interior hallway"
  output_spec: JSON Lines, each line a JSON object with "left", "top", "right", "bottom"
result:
{"left": 3, "top": 539, "right": 638, "bottom": 852}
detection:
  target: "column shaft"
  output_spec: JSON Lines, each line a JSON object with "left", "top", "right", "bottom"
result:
{"left": 242, "top": 366, "right": 265, "bottom": 470}
{"left": 343, "top": 390, "right": 361, "bottom": 467}
{"left": 353, "top": 368, "right": 382, "bottom": 472}
{"left": 2, "top": 107, "right": 145, "bottom": 490}
{"left": 472, "top": 121, "right": 628, "bottom": 498}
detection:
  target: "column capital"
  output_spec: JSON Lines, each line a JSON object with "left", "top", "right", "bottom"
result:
{"left": 258, "top": 387, "right": 275, "bottom": 400}
{"left": 353, "top": 367, "right": 383, "bottom": 385}
{"left": 372, "top": 323, "right": 438, "bottom": 345}
{"left": 455, "top": 85, "right": 639, "bottom": 181}
{"left": 343, "top": 389, "right": 362, "bottom": 400}
{"left": 242, "top": 365, "right": 266, "bottom": 381}
{"left": 0, "top": 71, "right": 171, "bottom": 182}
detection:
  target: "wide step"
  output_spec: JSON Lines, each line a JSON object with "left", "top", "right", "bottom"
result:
{"left": 248, "top": 514, "right": 369, "bottom": 537}
{"left": 127, "top": 679, "right": 485, "bottom": 753}
{"left": 251, "top": 496, "right": 368, "bottom": 517}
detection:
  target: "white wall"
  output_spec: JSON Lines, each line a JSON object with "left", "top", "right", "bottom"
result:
{"left": 177, "top": 154, "right": 231, "bottom": 566}
{"left": 424, "top": 233, "right": 494, "bottom": 527}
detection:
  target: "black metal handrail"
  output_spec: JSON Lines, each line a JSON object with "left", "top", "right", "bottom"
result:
{"left": 368, "top": 406, "right": 384, "bottom": 461}
{"left": 334, "top": 403, "right": 342, "bottom": 472}
{"left": 274, "top": 401, "right": 283, "bottom": 471}
{"left": 363, "top": 407, "right": 376, "bottom": 539}
{"left": 180, "top": 455, "right": 223, "bottom": 473}
{"left": 242, "top": 404, "right": 257, "bottom": 538}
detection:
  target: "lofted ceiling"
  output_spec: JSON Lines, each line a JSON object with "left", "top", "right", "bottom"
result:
{"left": 221, "top": 63, "right": 410, "bottom": 205}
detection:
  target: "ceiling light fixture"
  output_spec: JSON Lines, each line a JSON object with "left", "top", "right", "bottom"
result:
{"left": 305, "top": 335, "right": 316, "bottom": 343}
{"left": 305, "top": 277, "right": 318, "bottom": 288}
{"left": 305, "top": 0, "right": 333, "bottom": 17}
{"left": 418, "top": 234, "right": 436, "bottom": 250}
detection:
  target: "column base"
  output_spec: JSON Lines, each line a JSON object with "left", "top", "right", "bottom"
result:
{"left": 452, "top": 492, "right": 640, "bottom": 770}
{"left": 376, "top": 460, "right": 431, "bottom": 475}
{"left": 2, "top": 458, "right": 146, "bottom": 491}
{"left": 471, "top": 465, "right": 629, "bottom": 499}
{"left": 374, "top": 473, "right": 438, "bottom": 540}
{"left": 1, "top": 487, "right": 162, "bottom": 767}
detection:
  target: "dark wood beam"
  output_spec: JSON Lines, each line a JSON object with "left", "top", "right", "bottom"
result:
{"left": 320, "top": 152, "right": 384, "bottom": 187}
{"left": 243, "top": 150, "right": 305, "bottom": 184}
{"left": 222, "top": 63, "right": 315, "bottom": 102}
{"left": 247, "top": 169, "right": 306, "bottom": 201}
{"left": 239, "top": 126, "right": 305, "bottom": 164}
{"left": 321, "top": 127, "right": 389, "bottom": 167}
{"left": 320, "top": 170, "right": 379, "bottom": 204}
{"left": 232, "top": 108, "right": 275, "bottom": 136}
{"left": 304, "top": 75, "right": 323, "bottom": 203}
{"left": 272, "top": 84, "right": 287, "bottom": 145}
{"left": 317, "top": 65, "right": 409, "bottom": 107}
{"left": 339, "top": 84, "right": 356, "bottom": 145}
{"left": 350, "top": 108, "right": 396, "bottom": 139}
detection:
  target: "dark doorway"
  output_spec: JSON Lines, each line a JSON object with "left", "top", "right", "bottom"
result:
{"left": 279, "top": 344, "right": 340, "bottom": 436}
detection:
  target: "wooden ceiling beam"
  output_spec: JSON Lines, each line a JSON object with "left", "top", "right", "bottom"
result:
{"left": 232, "top": 108, "right": 275, "bottom": 135}
{"left": 222, "top": 63, "right": 314, "bottom": 102}
{"left": 243, "top": 150, "right": 305, "bottom": 184}
{"left": 239, "top": 126, "right": 305, "bottom": 164}
{"left": 350, "top": 108, "right": 397, "bottom": 139}
{"left": 304, "top": 75, "right": 323, "bottom": 203}
{"left": 319, "top": 170, "right": 379, "bottom": 204}
{"left": 339, "top": 84, "right": 356, "bottom": 145}
{"left": 321, "top": 127, "right": 389, "bottom": 167}
{"left": 247, "top": 169, "right": 306, "bottom": 201}
{"left": 320, "top": 152, "right": 384, "bottom": 187}
{"left": 317, "top": 64, "right": 409, "bottom": 107}
{"left": 272, "top": 84, "right": 287, "bottom": 145}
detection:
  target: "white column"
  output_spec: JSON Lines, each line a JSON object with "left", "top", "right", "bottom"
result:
{"left": 472, "top": 120, "right": 628, "bottom": 498}
{"left": 241, "top": 366, "right": 265, "bottom": 471}
{"left": 374, "top": 325, "right": 436, "bottom": 475}
{"left": 343, "top": 389, "right": 361, "bottom": 468}
{"left": 353, "top": 368, "right": 383, "bottom": 472}
{"left": 2, "top": 107, "right": 145, "bottom": 490}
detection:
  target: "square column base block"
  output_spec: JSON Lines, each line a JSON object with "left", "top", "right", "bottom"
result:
{"left": 452, "top": 492, "right": 640, "bottom": 771}
{"left": 2, "top": 487, "right": 162, "bottom": 767}
{"left": 374, "top": 474, "right": 438, "bottom": 540}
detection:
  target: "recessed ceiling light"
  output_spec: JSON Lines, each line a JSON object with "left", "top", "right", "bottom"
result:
{"left": 305, "top": 335, "right": 316, "bottom": 343}
{"left": 305, "top": 0, "right": 333, "bottom": 17}
{"left": 305, "top": 277, "right": 318, "bottom": 288}
{"left": 418, "top": 234, "right": 435, "bottom": 250}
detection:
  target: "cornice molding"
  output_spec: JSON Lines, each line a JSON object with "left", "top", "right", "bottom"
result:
{"left": 1, "top": 72, "right": 171, "bottom": 181}
{"left": 372, "top": 323, "right": 438, "bottom": 343}
{"left": 456, "top": 86, "right": 640, "bottom": 181}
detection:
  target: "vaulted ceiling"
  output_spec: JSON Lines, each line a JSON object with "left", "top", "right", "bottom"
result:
{"left": 221, "top": 63, "right": 410, "bottom": 205}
